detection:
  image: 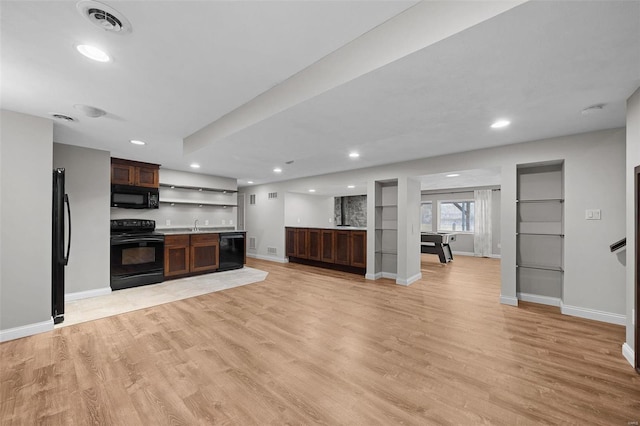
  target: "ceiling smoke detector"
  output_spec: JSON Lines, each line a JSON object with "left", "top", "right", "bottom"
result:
{"left": 74, "top": 104, "right": 106, "bottom": 118}
{"left": 581, "top": 104, "right": 606, "bottom": 115}
{"left": 51, "top": 113, "right": 77, "bottom": 122}
{"left": 77, "top": 1, "right": 132, "bottom": 34}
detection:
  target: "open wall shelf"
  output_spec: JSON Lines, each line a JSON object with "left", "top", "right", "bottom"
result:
{"left": 516, "top": 162, "right": 564, "bottom": 304}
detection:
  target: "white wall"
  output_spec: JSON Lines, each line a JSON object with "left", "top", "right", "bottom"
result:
{"left": 244, "top": 185, "right": 286, "bottom": 261}
{"left": 421, "top": 187, "right": 502, "bottom": 256}
{"left": 284, "top": 192, "right": 334, "bottom": 228}
{"left": 53, "top": 143, "right": 111, "bottom": 296}
{"left": 111, "top": 168, "right": 238, "bottom": 229}
{"left": 240, "top": 128, "right": 626, "bottom": 322}
{"left": 626, "top": 87, "right": 640, "bottom": 362}
{"left": 0, "top": 110, "right": 53, "bottom": 336}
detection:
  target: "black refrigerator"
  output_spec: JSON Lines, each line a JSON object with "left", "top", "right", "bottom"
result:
{"left": 52, "top": 168, "right": 71, "bottom": 324}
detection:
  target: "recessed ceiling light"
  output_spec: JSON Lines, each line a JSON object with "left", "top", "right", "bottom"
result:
{"left": 349, "top": 152, "right": 360, "bottom": 158}
{"left": 446, "top": 173, "right": 460, "bottom": 177}
{"left": 273, "top": 168, "right": 282, "bottom": 173}
{"left": 347, "top": 185, "right": 355, "bottom": 189}
{"left": 76, "top": 44, "right": 110, "bottom": 62}
{"left": 190, "top": 163, "right": 200, "bottom": 169}
{"left": 170, "top": 186, "right": 175, "bottom": 189}
{"left": 308, "top": 189, "right": 316, "bottom": 193}
{"left": 130, "top": 139, "right": 145, "bottom": 145}
{"left": 247, "top": 181, "right": 254, "bottom": 184}
{"left": 490, "top": 119, "right": 510, "bottom": 129}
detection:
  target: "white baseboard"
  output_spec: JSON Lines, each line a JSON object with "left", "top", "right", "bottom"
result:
{"left": 622, "top": 342, "right": 635, "bottom": 368}
{"left": 365, "top": 272, "right": 382, "bottom": 280}
{"left": 560, "top": 302, "right": 626, "bottom": 326}
{"left": 0, "top": 319, "right": 54, "bottom": 342}
{"left": 66, "top": 287, "right": 111, "bottom": 302}
{"left": 381, "top": 272, "right": 397, "bottom": 279}
{"left": 247, "top": 253, "right": 289, "bottom": 263}
{"left": 500, "top": 295, "right": 518, "bottom": 306}
{"left": 488, "top": 254, "right": 502, "bottom": 259}
{"left": 452, "top": 251, "right": 475, "bottom": 257}
{"left": 517, "top": 292, "right": 561, "bottom": 307}
{"left": 396, "top": 273, "right": 422, "bottom": 286}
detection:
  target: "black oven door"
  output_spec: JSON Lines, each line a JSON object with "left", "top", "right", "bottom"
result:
{"left": 110, "top": 234, "right": 164, "bottom": 290}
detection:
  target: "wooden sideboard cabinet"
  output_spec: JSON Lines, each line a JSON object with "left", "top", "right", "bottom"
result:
{"left": 285, "top": 227, "right": 366, "bottom": 274}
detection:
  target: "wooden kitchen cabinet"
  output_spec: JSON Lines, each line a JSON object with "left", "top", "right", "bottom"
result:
{"left": 285, "top": 227, "right": 366, "bottom": 274}
{"left": 164, "top": 233, "right": 219, "bottom": 278}
{"left": 111, "top": 158, "right": 160, "bottom": 188}
{"left": 285, "top": 228, "right": 296, "bottom": 258}
{"left": 308, "top": 229, "right": 321, "bottom": 261}
{"left": 164, "top": 235, "right": 190, "bottom": 277}
{"left": 350, "top": 231, "right": 367, "bottom": 268}
{"left": 321, "top": 230, "right": 335, "bottom": 263}
{"left": 190, "top": 233, "right": 219, "bottom": 273}
{"left": 334, "top": 230, "right": 351, "bottom": 265}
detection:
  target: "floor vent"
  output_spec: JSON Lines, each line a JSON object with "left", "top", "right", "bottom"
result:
{"left": 248, "top": 237, "right": 257, "bottom": 250}
{"left": 268, "top": 192, "right": 278, "bottom": 200}
{"left": 267, "top": 247, "right": 277, "bottom": 255}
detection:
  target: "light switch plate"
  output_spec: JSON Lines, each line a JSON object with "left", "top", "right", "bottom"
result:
{"left": 165, "top": 219, "right": 171, "bottom": 226}
{"left": 205, "top": 220, "right": 209, "bottom": 225}
{"left": 585, "top": 209, "right": 601, "bottom": 220}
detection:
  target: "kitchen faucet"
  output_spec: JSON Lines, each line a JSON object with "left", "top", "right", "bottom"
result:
{"left": 193, "top": 219, "right": 199, "bottom": 232}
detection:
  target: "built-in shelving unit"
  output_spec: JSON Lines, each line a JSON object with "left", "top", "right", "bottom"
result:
{"left": 516, "top": 162, "right": 564, "bottom": 304}
{"left": 159, "top": 183, "right": 238, "bottom": 208}
{"left": 374, "top": 180, "right": 398, "bottom": 278}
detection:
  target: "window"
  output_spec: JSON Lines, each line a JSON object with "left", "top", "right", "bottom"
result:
{"left": 438, "top": 200, "right": 474, "bottom": 232}
{"left": 420, "top": 202, "right": 432, "bottom": 232}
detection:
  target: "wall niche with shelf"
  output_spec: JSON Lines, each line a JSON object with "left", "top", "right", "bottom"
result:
{"left": 374, "top": 179, "right": 398, "bottom": 278}
{"left": 516, "top": 161, "right": 564, "bottom": 305}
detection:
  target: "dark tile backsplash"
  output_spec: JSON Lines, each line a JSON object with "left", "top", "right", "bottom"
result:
{"left": 334, "top": 195, "right": 367, "bottom": 227}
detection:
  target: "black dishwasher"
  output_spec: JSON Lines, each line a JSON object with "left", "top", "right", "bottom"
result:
{"left": 219, "top": 232, "right": 245, "bottom": 271}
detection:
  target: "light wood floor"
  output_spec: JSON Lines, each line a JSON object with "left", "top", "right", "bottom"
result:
{"left": 1, "top": 255, "right": 638, "bottom": 425}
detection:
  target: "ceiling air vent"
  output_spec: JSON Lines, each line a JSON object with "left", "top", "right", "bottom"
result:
{"left": 51, "top": 113, "right": 76, "bottom": 122}
{"left": 268, "top": 192, "right": 278, "bottom": 200}
{"left": 77, "top": 1, "right": 132, "bottom": 34}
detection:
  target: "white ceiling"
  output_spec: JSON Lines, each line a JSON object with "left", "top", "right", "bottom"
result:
{"left": 2, "top": 1, "right": 639, "bottom": 190}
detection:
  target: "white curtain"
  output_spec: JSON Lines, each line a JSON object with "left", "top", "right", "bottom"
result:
{"left": 474, "top": 189, "right": 492, "bottom": 257}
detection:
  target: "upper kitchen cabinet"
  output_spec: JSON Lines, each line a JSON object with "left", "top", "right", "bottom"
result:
{"left": 111, "top": 158, "right": 160, "bottom": 188}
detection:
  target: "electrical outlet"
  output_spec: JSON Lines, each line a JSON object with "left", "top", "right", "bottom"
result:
{"left": 165, "top": 219, "right": 171, "bottom": 226}
{"left": 204, "top": 220, "right": 209, "bottom": 226}
{"left": 297, "top": 217, "right": 301, "bottom": 223}
{"left": 222, "top": 219, "right": 226, "bottom": 225}
{"left": 229, "top": 220, "right": 233, "bottom": 225}
{"left": 329, "top": 218, "right": 333, "bottom": 223}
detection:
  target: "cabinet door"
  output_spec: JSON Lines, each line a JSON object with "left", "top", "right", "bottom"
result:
{"left": 285, "top": 228, "right": 296, "bottom": 257}
{"left": 164, "top": 235, "right": 190, "bottom": 277}
{"left": 335, "top": 230, "right": 351, "bottom": 265}
{"left": 111, "top": 163, "right": 135, "bottom": 185}
{"left": 308, "top": 229, "right": 321, "bottom": 261}
{"left": 136, "top": 166, "right": 159, "bottom": 188}
{"left": 321, "top": 230, "right": 335, "bottom": 263}
{"left": 350, "top": 231, "right": 367, "bottom": 268}
{"left": 191, "top": 234, "right": 219, "bottom": 273}
{"left": 295, "top": 228, "right": 309, "bottom": 259}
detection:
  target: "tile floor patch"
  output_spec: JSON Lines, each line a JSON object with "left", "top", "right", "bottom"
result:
{"left": 59, "top": 267, "right": 268, "bottom": 327}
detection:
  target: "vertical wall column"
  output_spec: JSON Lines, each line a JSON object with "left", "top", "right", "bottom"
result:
{"left": 396, "top": 177, "right": 422, "bottom": 285}
{"left": 500, "top": 164, "right": 518, "bottom": 306}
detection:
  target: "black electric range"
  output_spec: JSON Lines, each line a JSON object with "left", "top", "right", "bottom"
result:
{"left": 110, "top": 219, "right": 165, "bottom": 290}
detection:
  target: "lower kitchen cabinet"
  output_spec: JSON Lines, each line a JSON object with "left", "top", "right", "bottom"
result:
{"left": 164, "top": 233, "right": 219, "bottom": 278}
{"left": 164, "top": 235, "right": 190, "bottom": 277}
{"left": 285, "top": 227, "right": 366, "bottom": 274}
{"left": 190, "top": 233, "right": 219, "bottom": 273}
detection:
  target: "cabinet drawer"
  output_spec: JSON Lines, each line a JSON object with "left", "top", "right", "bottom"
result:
{"left": 191, "top": 233, "right": 219, "bottom": 245}
{"left": 165, "top": 234, "right": 190, "bottom": 247}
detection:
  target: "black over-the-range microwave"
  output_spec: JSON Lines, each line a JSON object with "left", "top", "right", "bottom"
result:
{"left": 111, "top": 185, "right": 159, "bottom": 209}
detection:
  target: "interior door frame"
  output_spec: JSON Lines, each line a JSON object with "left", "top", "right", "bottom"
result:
{"left": 635, "top": 165, "right": 639, "bottom": 373}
